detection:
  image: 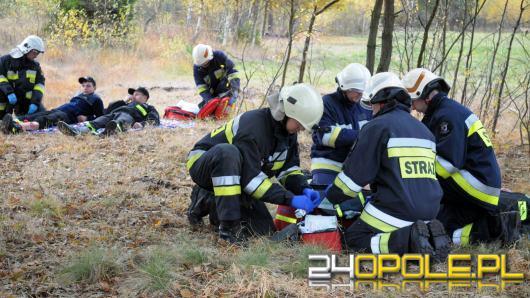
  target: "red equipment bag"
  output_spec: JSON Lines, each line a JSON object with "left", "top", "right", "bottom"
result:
{"left": 302, "top": 230, "right": 342, "bottom": 253}
{"left": 214, "top": 97, "right": 233, "bottom": 120}
{"left": 197, "top": 98, "right": 221, "bottom": 119}
{"left": 163, "top": 106, "right": 196, "bottom": 120}
{"left": 274, "top": 205, "right": 300, "bottom": 231}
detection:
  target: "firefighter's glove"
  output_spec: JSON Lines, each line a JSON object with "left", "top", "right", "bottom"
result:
{"left": 303, "top": 188, "right": 322, "bottom": 208}
{"left": 28, "top": 104, "right": 38, "bottom": 114}
{"left": 291, "top": 195, "right": 315, "bottom": 213}
{"left": 7, "top": 93, "right": 17, "bottom": 105}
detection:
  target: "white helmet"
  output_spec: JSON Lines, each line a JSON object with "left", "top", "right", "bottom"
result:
{"left": 336, "top": 63, "right": 371, "bottom": 91}
{"left": 10, "top": 35, "right": 45, "bottom": 59}
{"left": 279, "top": 83, "right": 323, "bottom": 130}
{"left": 362, "top": 72, "right": 409, "bottom": 105}
{"left": 192, "top": 44, "right": 213, "bottom": 66}
{"left": 402, "top": 68, "right": 450, "bottom": 100}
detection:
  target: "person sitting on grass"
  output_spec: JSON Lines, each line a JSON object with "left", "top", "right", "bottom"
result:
{"left": 57, "top": 87, "right": 159, "bottom": 137}
{"left": 1, "top": 76, "right": 103, "bottom": 134}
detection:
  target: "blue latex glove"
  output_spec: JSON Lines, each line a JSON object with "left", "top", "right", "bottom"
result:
{"left": 291, "top": 195, "right": 315, "bottom": 213}
{"left": 7, "top": 93, "right": 17, "bottom": 105}
{"left": 303, "top": 188, "right": 322, "bottom": 208}
{"left": 28, "top": 104, "right": 38, "bottom": 114}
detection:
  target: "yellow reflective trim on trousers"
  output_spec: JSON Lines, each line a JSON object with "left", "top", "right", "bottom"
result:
{"left": 451, "top": 172, "right": 499, "bottom": 206}
{"left": 310, "top": 162, "right": 342, "bottom": 172}
{"left": 25, "top": 91, "right": 32, "bottom": 99}
{"left": 334, "top": 204, "right": 344, "bottom": 217}
{"left": 186, "top": 152, "right": 204, "bottom": 171}
{"left": 135, "top": 104, "right": 148, "bottom": 116}
{"left": 518, "top": 201, "right": 527, "bottom": 221}
{"left": 271, "top": 160, "right": 286, "bottom": 171}
{"left": 360, "top": 211, "right": 398, "bottom": 233}
{"left": 213, "top": 185, "right": 241, "bottom": 196}
{"left": 26, "top": 70, "right": 37, "bottom": 84}
{"left": 435, "top": 161, "right": 451, "bottom": 179}
{"left": 379, "top": 233, "right": 391, "bottom": 254}
{"left": 461, "top": 223, "right": 473, "bottom": 245}
{"left": 225, "top": 119, "right": 235, "bottom": 144}
{"left": 252, "top": 178, "right": 273, "bottom": 199}
{"left": 387, "top": 147, "right": 435, "bottom": 158}
{"left": 275, "top": 214, "right": 297, "bottom": 224}
{"left": 0, "top": 75, "right": 8, "bottom": 83}
{"left": 86, "top": 122, "right": 97, "bottom": 132}
{"left": 333, "top": 176, "right": 357, "bottom": 198}
{"left": 33, "top": 84, "right": 44, "bottom": 94}
{"left": 328, "top": 127, "right": 341, "bottom": 148}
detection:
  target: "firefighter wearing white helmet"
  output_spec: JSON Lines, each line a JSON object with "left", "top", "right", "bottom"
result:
{"left": 0, "top": 35, "right": 46, "bottom": 118}
{"left": 192, "top": 44, "right": 240, "bottom": 116}
{"left": 186, "top": 83, "right": 324, "bottom": 244}
{"left": 401, "top": 68, "right": 520, "bottom": 246}
{"left": 325, "top": 71, "right": 451, "bottom": 260}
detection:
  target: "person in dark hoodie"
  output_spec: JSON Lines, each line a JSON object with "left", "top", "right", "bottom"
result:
{"left": 0, "top": 76, "right": 103, "bottom": 134}
{"left": 57, "top": 87, "right": 159, "bottom": 136}
{"left": 0, "top": 35, "right": 46, "bottom": 118}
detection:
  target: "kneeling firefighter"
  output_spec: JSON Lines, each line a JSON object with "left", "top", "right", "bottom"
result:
{"left": 186, "top": 83, "right": 324, "bottom": 244}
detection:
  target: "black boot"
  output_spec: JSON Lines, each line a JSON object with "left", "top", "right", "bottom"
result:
{"left": 499, "top": 211, "right": 521, "bottom": 246}
{"left": 428, "top": 220, "right": 452, "bottom": 263}
{"left": 104, "top": 120, "right": 122, "bottom": 136}
{"left": 219, "top": 220, "right": 247, "bottom": 245}
{"left": 187, "top": 185, "right": 214, "bottom": 227}
{"left": 1, "top": 114, "right": 22, "bottom": 135}
{"left": 409, "top": 220, "right": 435, "bottom": 255}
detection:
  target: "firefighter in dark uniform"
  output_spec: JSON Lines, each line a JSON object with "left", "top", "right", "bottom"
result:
{"left": 0, "top": 35, "right": 46, "bottom": 118}
{"left": 186, "top": 83, "right": 324, "bottom": 243}
{"left": 402, "top": 68, "right": 520, "bottom": 246}
{"left": 325, "top": 72, "right": 451, "bottom": 261}
{"left": 1, "top": 76, "right": 103, "bottom": 134}
{"left": 192, "top": 44, "right": 240, "bottom": 108}
{"left": 57, "top": 87, "right": 159, "bottom": 136}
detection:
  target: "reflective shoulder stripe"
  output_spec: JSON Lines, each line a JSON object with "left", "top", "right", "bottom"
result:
{"left": 464, "top": 114, "right": 480, "bottom": 132}
{"left": 212, "top": 175, "right": 240, "bottom": 186}
{"left": 186, "top": 149, "right": 205, "bottom": 170}
{"left": 436, "top": 156, "right": 458, "bottom": 175}
{"left": 311, "top": 158, "right": 343, "bottom": 172}
{"left": 33, "top": 83, "right": 45, "bottom": 94}
{"left": 388, "top": 147, "right": 435, "bottom": 158}
{"left": 387, "top": 137, "right": 436, "bottom": 150}
{"left": 275, "top": 214, "right": 297, "bottom": 224}
{"left": 26, "top": 70, "right": 37, "bottom": 83}
{"left": 214, "top": 69, "right": 225, "bottom": 79}
{"left": 135, "top": 104, "right": 148, "bottom": 116}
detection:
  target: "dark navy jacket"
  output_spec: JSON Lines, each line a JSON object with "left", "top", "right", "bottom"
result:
{"left": 422, "top": 93, "right": 501, "bottom": 211}
{"left": 310, "top": 88, "right": 372, "bottom": 173}
{"left": 187, "top": 108, "right": 308, "bottom": 206}
{"left": 0, "top": 54, "right": 45, "bottom": 110}
{"left": 327, "top": 102, "right": 443, "bottom": 223}
{"left": 193, "top": 51, "right": 240, "bottom": 104}
{"left": 57, "top": 92, "right": 104, "bottom": 121}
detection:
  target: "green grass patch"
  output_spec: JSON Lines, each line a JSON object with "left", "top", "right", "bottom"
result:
{"left": 27, "top": 197, "right": 63, "bottom": 218}
{"left": 136, "top": 246, "right": 178, "bottom": 293}
{"left": 59, "top": 246, "right": 122, "bottom": 284}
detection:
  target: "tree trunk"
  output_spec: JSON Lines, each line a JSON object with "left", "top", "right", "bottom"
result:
{"left": 366, "top": 0, "right": 384, "bottom": 74}
{"left": 250, "top": 0, "right": 260, "bottom": 46}
{"left": 376, "top": 0, "right": 395, "bottom": 73}
{"left": 440, "top": 0, "right": 449, "bottom": 76}
{"left": 417, "top": 0, "right": 440, "bottom": 67}
{"left": 450, "top": 0, "right": 468, "bottom": 99}
{"left": 460, "top": 0, "right": 479, "bottom": 106}
{"left": 192, "top": 0, "right": 204, "bottom": 43}
{"left": 280, "top": 0, "right": 295, "bottom": 88}
{"left": 261, "top": 0, "right": 270, "bottom": 37}
{"left": 222, "top": 1, "right": 232, "bottom": 46}
{"left": 491, "top": 0, "right": 526, "bottom": 136}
